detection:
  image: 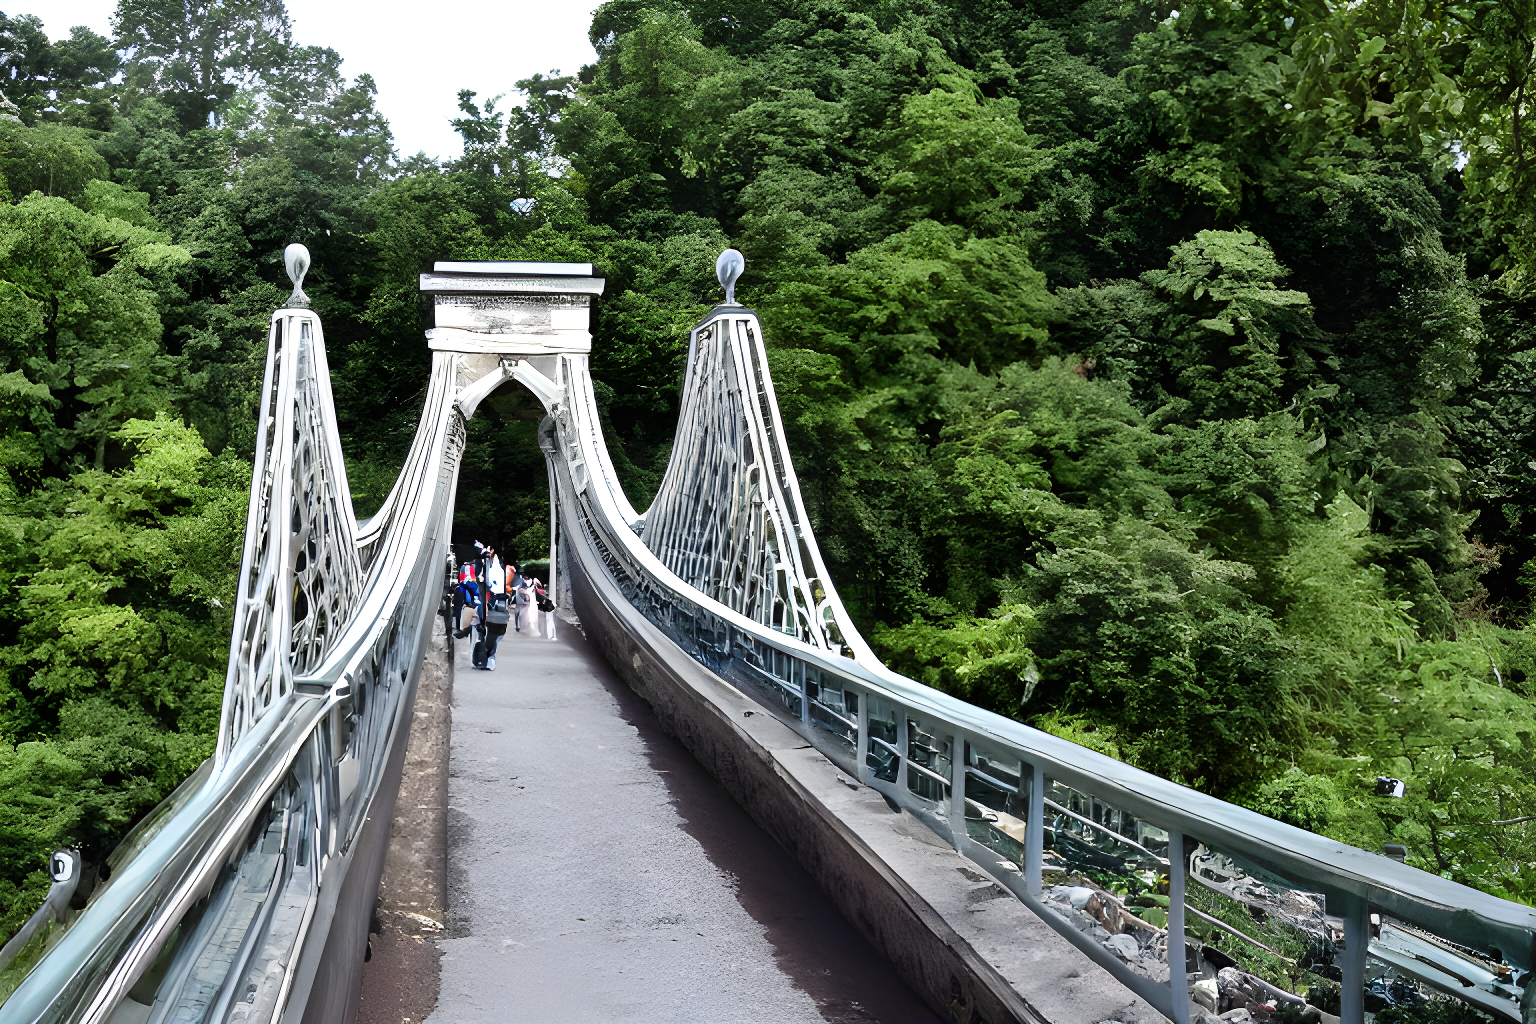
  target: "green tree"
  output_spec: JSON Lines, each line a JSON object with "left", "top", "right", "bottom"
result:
{"left": 1290, "top": 0, "right": 1536, "bottom": 285}
{"left": 0, "top": 414, "right": 243, "bottom": 883}
{"left": 0, "top": 193, "right": 190, "bottom": 470}
{"left": 0, "top": 0, "right": 1531, "bottom": 943}
{"left": 115, "top": 0, "right": 294, "bottom": 128}
{"left": 0, "top": 120, "right": 109, "bottom": 201}
{"left": 0, "top": 15, "right": 119, "bottom": 126}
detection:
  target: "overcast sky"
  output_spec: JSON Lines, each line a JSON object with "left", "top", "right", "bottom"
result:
{"left": 25, "top": 1, "right": 603, "bottom": 160}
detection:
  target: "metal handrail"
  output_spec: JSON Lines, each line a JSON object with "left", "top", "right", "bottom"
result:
{"left": 965, "top": 764, "right": 1021, "bottom": 795}
{"left": 1, "top": 334, "right": 463, "bottom": 1023}
{"left": 551, "top": 320, "right": 1536, "bottom": 1024}
{"left": 906, "top": 756, "right": 952, "bottom": 789}
{"left": 567, "top": 429, "right": 1536, "bottom": 941}
{"left": 740, "top": 659, "right": 802, "bottom": 700}
{"left": 1, "top": 692, "right": 332, "bottom": 1021}
{"left": 8, "top": 272, "right": 1531, "bottom": 1024}
{"left": 810, "top": 698, "right": 858, "bottom": 733}
{"left": 1043, "top": 798, "right": 1169, "bottom": 865}
{"left": 1183, "top": 903, "right": 1297, "bottom": 965}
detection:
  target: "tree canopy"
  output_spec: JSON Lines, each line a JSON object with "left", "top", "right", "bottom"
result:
{"left": 0, "top": 0, "right": 1534, "bottom": 977}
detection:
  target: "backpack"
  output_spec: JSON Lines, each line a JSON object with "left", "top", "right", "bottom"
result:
{"left": 485, "top": 594, "right": 510, "bottom": 625}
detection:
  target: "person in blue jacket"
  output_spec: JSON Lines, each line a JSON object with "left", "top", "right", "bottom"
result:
{"left": 452, "top": 556, "right": 481, "bottom": 639}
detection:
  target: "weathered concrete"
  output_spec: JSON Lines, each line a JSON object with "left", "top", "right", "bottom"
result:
{"left": 426, "top": 613, "right": 942, "bottom": 1022}
{"left": 570, "top": 555, "right": 1163, "bottom": 1024}
{"left": 303, "top": 616, "right": 443, "bottom": 1024}
{"left": 358, "top": 626, "right": 453, "bottom": 1024}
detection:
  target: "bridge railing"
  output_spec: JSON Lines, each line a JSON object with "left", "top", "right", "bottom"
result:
{"left": 0, "top": 309, "right": 465, "bottom": 1023}
{"left": 548, "top": 309, "right": 1536, "bottom": 1024}
{"left": 6, "top": 255, "right": 1530, "bottom": 1024}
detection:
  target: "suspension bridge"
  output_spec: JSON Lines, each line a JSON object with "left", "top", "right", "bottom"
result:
{"left": 0, "top": 247, "right": 1531, "bottom": 1024}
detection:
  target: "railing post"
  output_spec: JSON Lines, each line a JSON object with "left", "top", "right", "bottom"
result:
{"left": 1025, "top": 760, "right": 1044, "bottom": 897}
{"left": 545, "top": 459, "right": 558, "bottom": 611}
{"left": 1167, "top": 829, "right": 1192, "bottom": 1024}
{"left": 896, "top": 709, "right": 909, "bottom": 794}
{"left": 856, "top": 689, "right": 872, "bottom": 787}
{"left": 950, "top": 732, "right": 967, "bottom": 853}
{"left": 1339, "top": 894, "right": 1369, "bottom": 1024}
{"left": 798, "top": 660, "right": 809, "bottom": 725}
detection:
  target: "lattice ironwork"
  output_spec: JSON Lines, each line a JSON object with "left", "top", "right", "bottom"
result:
{"left": 641, "top": 306, "right": 853, "bottom": 655}
{"left": 218, "top": 309, "right": 364, "bottom": 762}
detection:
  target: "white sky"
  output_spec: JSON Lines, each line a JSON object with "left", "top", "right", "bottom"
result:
{"left": 24, "top": 0, "right": 602, "bottom": 160}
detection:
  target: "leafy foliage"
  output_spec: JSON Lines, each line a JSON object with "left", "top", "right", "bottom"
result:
{"left": 1, "top": 0, "right": 1534, "bottom": 948}
{"left": 532, "top": 0, "right": 1536, "bottom": 902}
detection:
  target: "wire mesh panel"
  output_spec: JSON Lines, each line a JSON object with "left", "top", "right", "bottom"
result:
{"left": 1180, "top": 841, "right": 1337, "bottom": 1019}
{"left": 905, "top": 714, "right": 952, "bottom": 804}
{"left": 739, "top": 641, "right": 802, "bottom": 719}
{"left": 1036, "top": 777, "right": 1178, "bottom": 984}
{"left": 807, "top": 664, "right": 857, "bottom": 751}
{"left": 1044, "top": 778, "right": 1171, "bottom": 879}
{"left": 865, "top": 694, "right": 899, "bottom": 783}
{"left": 963, "top": 741, "right": 1028, "bottom": 866}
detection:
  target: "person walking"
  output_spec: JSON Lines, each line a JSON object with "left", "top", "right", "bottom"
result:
{"left": 465, "top": 540, "right": 501, "bottom": 633}
{"left": 452, "top": 558, "right": 480, "bottom": 639}
{"left": 514, "top": 571, "right": 535, "bottom": 635}
{"left": 478, "top": 590, "right": 510, "bottom": 670}
{"left": 506, "top": 563, "right": 525, "bottom": 632}
{"left": 536, "top": 579, "right": 557, "bottom": 640}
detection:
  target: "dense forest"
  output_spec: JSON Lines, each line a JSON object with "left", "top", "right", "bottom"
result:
{"left": 1, "top": 0, "right": 1534, "bottom": 949}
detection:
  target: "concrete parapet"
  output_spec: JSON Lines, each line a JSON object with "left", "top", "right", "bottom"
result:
{"left": 570, "top": 556, "right": 1162, "bottom": 1024}
{"left": 357, "top": 628, "right": 452, "bottom": 1024}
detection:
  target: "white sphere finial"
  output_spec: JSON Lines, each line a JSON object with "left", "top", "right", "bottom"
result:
{"left": 284, "top": 243, "right": 312, "bottom": 308}
{"left": 716, "top": 249, "right": 744, "bottom": 305}
{"left": 49, "top": 849, "right": 77, "bottom": 883}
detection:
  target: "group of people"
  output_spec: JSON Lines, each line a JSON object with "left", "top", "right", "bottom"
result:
{"left": 452, "top": 541, "right": 557, "bottom": 671}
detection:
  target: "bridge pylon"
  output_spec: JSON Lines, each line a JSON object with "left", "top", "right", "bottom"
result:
{"left": 4, "top": 249, "right": 1531, "bottom": 1024}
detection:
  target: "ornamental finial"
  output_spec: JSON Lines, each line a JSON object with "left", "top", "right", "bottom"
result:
{"left": 715, "top": 249, "right": 744, "bottom": 305}
{"left": 284, "top": 243, "right": 312, "bottom": 308}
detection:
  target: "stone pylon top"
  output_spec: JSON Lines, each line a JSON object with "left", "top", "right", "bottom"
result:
{"left": 419, "top": 261, "right": 605, "bottom": 354}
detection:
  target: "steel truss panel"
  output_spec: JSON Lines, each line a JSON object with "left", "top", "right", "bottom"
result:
{"left": 641, "top": 308, "right": 862, "bottom": 659}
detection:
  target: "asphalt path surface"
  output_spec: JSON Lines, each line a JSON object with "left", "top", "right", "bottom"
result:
{"left": 424, "top": 614, "right": 942, "bottom": 1023}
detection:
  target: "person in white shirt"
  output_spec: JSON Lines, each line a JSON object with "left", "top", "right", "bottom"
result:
{"left": 534, "top": 578, "right": 556, "bottom": 640}
{"left": 487, "top": 550, "right": 504, "bottom": 598}
{"left": 514, "top": 572, "right": 535, "bottom": 634}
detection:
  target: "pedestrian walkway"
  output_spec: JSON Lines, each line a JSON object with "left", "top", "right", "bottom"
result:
{"left": 426, "top": 617, "right": 943, "bottom": 1023}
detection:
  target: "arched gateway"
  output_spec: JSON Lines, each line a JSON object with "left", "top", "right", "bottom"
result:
{"left": 1, "top": 251, "right": 1529, "bottom": 1024}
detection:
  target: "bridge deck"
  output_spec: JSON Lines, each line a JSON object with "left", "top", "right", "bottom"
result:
{"left": 426, "top": 618, "right": 942, "bottom": 1023}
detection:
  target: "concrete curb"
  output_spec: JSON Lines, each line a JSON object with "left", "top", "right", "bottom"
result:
{"left": 357, "top": 628, "right": 452, "bottom": 1024}
{"left": 571, "top": 556, "right": 1050, "bottom": 1024}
